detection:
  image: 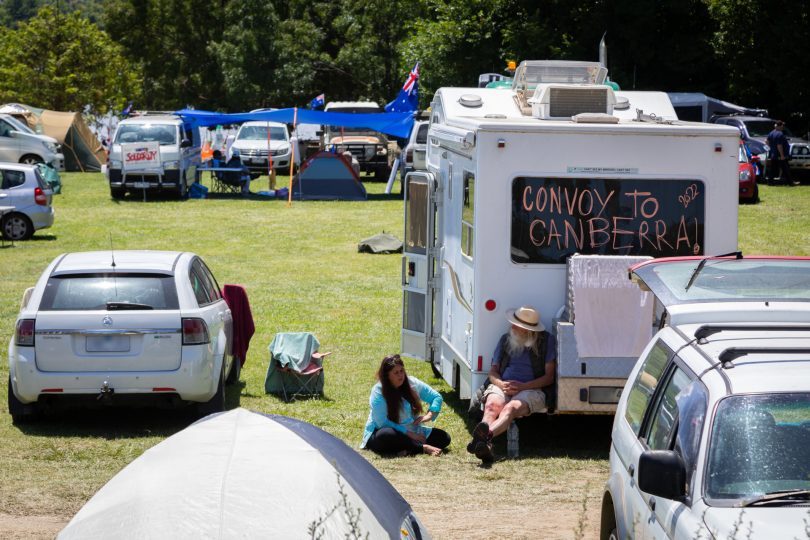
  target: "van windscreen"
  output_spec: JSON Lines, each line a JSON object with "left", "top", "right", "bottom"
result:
{"left": 115, "top": 124, "right": 177, "bottom": 145}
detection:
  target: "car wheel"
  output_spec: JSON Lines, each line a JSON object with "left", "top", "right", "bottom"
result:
{"left": 196, "top": 364, "right": 226, "bottom": 417}
{"left": 607, "top": 528, "right": 618, "bottom": 540}
{"left": 1, "top": 212, "right": 34, "bottom": 241}
{"left": 178, "top": 181, "right": 188, "bottom": 200}
{"left": 753, "top": 184, "right": 760, "bottom": 203}
{"left": 19, "top": 154, "right": 43, "bottom": 166}
{"left": 110, "top": 187, "right": 126, "bottom": 200}
{"left": 8, "top": 376, "right": 39, "bottom": 424}
{"left": 225, "top": 353, "right": 241, "bottom": 385}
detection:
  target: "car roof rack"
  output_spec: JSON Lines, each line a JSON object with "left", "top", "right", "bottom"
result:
{"left": 695, "top": 324, "right": 810, "bottom": 341}
{"left": 717, "top": 347, "right": 810, "bottom": 367}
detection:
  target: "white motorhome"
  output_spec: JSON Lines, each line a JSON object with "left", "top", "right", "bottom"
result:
{"left": 401, "top": 61, "right": 741, "bottom": 414}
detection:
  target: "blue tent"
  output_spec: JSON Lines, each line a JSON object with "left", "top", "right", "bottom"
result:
{"left": 175, "top": 107, "right": 415, "bottom": 139}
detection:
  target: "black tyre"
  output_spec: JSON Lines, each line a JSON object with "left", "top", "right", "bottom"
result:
{"left": 753, "top": 184, "right": 760, "bottom": 203}
{"left": 1, "top": 212, "right": 34, "bottom": 241}
{"left": 178, "top": 181, "right": 188, "bottom": 200}
{"left": 196, "top": 364, "right": 226, "bottom": 417}
{"left": 249, "top": 173, "right": 261, "bottom": 180}
{"left": 110, "top": 187, "right": 126, "bottom": 200}
{"left": 8, "top": 376, "right": 39, "bottom": 424}
{"left": 225, "top": 353, "right": 241, "bottom": 385}
{"left": 19, "top": 154, "right": 43, "bottom": 166}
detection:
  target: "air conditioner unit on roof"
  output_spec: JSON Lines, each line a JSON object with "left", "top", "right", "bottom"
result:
{"left": 528, "top": 84, "right": 616, "bottom": 120}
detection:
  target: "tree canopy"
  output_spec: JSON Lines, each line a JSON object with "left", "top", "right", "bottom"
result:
{"left": 0, "top": 0, "right": 807, "bottom": 134}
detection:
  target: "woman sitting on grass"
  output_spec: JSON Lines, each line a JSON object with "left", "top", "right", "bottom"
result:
{"left": 361, "top": 354, "right": 451, "bottom": 457}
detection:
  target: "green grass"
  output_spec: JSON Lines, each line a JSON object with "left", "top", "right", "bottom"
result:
{"left": 1, "top": 175, "right": 809, "bottom": 536}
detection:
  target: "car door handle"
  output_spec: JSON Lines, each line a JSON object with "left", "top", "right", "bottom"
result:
{"left": 628, "top": 464, "right": 635, "bottom": 478}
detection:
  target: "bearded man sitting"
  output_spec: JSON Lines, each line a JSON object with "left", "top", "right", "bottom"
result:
{"left": 467, "top": 306, "right": 557, "bottom": 464}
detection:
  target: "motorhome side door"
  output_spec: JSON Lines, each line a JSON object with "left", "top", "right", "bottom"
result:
{"left": 401, "top": 171, "right": 437, "bottom": 361}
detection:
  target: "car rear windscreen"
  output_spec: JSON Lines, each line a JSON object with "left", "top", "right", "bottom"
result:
{"left": 40, "top": 273, "right": 179, "bottom": 310}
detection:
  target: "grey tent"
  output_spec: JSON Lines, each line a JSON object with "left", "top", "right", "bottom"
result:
{"left": 59, "top": 408, "right": 430, "bottom": 540}
{"left": 667, "top": 93, "right": 767, "bottom": 123}
{"left": 358, "top": 232, "right": 403, "bottom": 254}
{"left": 292, "top": 151, "right": 367, "bottom": 201}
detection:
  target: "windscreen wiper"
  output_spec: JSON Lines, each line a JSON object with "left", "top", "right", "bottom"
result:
{"left": 684, "top": 251, "right": 743, "bottom": 292}
{"left": 106, "top": 302, "right": 154, "bottom": 311}
{"left": 743, "top": 489, "right": 810, "bottom": 507}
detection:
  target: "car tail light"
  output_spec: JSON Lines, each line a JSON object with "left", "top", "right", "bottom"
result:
{"left": 405, "top": 148, "right": 414, "bottom": 164}
{"left": 34, "top": 187, "right": 47, "bottom": 206}
{"left": 182, "top": 318, "right": 209, "bottom": 345}
{"left": 15, "top": 319, "right": 35, "bottom": 347}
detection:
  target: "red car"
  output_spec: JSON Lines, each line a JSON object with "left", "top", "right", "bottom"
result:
{"left": 738, "top": 142, "right": 759, "bottom": 203}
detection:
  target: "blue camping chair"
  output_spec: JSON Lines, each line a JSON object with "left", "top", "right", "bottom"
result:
{"left": 264, "top": 332, "right": 331, "bottom": 402}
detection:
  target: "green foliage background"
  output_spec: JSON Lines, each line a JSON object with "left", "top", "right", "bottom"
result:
{"left": 0, "top": 0, "right": 808, "bottom": 134}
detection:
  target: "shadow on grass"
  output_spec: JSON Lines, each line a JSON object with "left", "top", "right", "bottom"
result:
{"left": 13, "top": 383, "right": 244, "bottom": 439}
{"left": 438, "top": 386, "right": 613, "bottom": 461}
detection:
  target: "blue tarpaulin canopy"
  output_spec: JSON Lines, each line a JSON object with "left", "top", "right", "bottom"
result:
{"left": 174, "top": 108, "right": 415, "bottom": 139}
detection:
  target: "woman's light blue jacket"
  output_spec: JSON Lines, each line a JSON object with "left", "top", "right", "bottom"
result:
{"left": 360, "top": 376, "right": 443, "bottom": 448}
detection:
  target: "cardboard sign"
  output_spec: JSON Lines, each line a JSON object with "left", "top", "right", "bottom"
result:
{"left": 511, "top": 177, "right": 706, "bottom": 264}
{"left": 122, "top": 142, "right": 161, "bottom": 170}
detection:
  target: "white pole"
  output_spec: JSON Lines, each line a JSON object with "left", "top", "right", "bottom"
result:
{"left": 385, "top": 157, "right": 400, "bottom": 194}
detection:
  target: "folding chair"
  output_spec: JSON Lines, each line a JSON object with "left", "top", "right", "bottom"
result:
{"left": 277, "top": 351, "right": 331, "bottom": 402}
{"left": 264, "top": 332, "right": 331, "bottom": 402}
{"left": 212, "top": 170, "right": 242, "bottom": 194}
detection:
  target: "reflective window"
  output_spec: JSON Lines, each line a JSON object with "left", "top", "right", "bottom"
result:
{"left": 624, "top": 341, "right": 670, "bottom": 435}
{"left": 40, "top": 274, "right": 179, "bottom": 310}
{"left": 115, "top": 124, "right": 177, "bottom": 145}
{"left": 461, "top": 172, "right": 475, "bottom": 258}
{"left": 1, "top": 169, "right": 26, "bottom": 189}
{"left": 675, "top": 380, "right": 708, "bottom": 495}
{"left": 189, "top": 266, "right": 211, "bottom": 306}
{"left": 707, "top": 393, "right": 810, "bottom": 501}
{"left": 646, "top": 368, "right": 692, "bottom": 450}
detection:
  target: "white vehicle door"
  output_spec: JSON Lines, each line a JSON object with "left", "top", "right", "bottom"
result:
{"left": 614, "top": 340, "right": 672, "bottom": 538}
{"left": 189, "top": 259, "right": 231, "bottom": 374}
{"left": 401, "top": 171, "right": 437, "bottom": 361}
{"left": 0, "top": 118, "right": 20, "bottom": 162}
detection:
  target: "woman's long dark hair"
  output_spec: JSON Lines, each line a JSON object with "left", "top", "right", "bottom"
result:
{"left": 378, "top": 354, "right": 422, "bottom": 423}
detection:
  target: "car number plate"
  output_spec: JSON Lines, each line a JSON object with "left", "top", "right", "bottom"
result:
{"left": 132, "top": 181, "right": 150, "bottom": 188}
{"left": 86, "top": 335, "right": 131, "bottom": 353}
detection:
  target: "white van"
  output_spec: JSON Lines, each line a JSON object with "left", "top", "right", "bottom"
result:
{"left": 106, "top": 114, "right": 201, "bottom": 199}
{"left": 0, "top": 114, "right": 64, "bottom": 170}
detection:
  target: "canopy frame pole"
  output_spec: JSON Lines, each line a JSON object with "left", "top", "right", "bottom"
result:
{"left": 287, "top": 107, "right": 297, "bottom": 207}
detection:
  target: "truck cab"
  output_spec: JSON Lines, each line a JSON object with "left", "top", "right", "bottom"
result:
{"left": 323, "top": 101, "right": 392, "bottom": 179}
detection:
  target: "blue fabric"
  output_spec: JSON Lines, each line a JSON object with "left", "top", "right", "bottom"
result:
{"left": 493, "top": 334, "right": 557, "bottom": 383}
{"left": 269, "top": 332, "right": 320, "bottom": 372}
{"left": 361, "top": 376, "right": 443, "bottom": 448}
{"left": 174, "top": 108, "right": 415, "bottom": 139}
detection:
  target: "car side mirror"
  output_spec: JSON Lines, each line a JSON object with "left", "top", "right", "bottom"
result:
{"left": 638, "top": 450, "right": 686, "bottom": 500}
{"left": 180, "top": 139, "right": 192, "bottom": 148}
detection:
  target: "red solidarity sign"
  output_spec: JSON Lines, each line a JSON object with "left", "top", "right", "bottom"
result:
{"left": 126, "top": 149, "right": 158, "bottom": 162}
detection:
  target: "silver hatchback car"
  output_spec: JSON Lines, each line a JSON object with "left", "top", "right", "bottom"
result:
{"left": 0, "top": 162, "right": 54, "bottom": 240}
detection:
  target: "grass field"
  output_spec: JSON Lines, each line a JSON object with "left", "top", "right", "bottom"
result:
{"left": 1, "top": 173, "right": 809, "bottom": 539}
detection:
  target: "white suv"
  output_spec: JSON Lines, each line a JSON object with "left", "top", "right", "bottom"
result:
{"left": 602, "top": 256, "right": 810, "bottom": 540}
{"left": 7, "top": 251, "right": 236, "bottom": 422}
{"left": 229, "top": 121, "right": 292, "bottom": 177}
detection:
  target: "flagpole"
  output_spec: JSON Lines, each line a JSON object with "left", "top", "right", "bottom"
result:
{"left": 287, "top": 107, "right": 297, "bottom": 207}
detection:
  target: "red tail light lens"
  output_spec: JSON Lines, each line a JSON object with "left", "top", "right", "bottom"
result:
{"left": 15, "top": 319, "right": 35, "bottom": 347}
{"left": 34, "top": 187, "right": 47, "bottom": 206}
{"left": 406, "top": 148, "right": 414, "bottom": 163}
{"left": 182, "top": 318, "right": 209, "bottom": 345}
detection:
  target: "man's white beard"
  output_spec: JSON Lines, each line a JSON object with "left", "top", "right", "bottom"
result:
{"left": 507, "top": 327, "right": 537, "bottom": 355}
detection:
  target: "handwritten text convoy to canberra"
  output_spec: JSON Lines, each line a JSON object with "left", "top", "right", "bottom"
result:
{"left": 510, "top": 178, "right": 704, "bottom": 264}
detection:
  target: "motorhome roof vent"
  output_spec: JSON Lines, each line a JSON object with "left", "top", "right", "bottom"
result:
{"left": 529, "top": 84, "right": 616, "bottom": 120}
{"left": 572, "top": 112, "right": 619, "bottom": 124}
{"left": 614, "top": 95, "right": 630, "bottom": 110}
{"left": 484, "top": 113, "right": 507, "bottom": 119}
{"left": 458, "top": 94, "right": 483, "bottom": 108}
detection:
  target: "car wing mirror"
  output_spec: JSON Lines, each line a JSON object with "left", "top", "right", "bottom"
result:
{"left": 180, "top": 139, "right": 192, "bottom": 148}
{"left": 638, "top": 450, "right": 686, "bottom": 500}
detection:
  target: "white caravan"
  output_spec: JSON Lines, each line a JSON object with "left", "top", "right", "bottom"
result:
{"left": 401, "top": 61, "right": 740, "bottom": 414}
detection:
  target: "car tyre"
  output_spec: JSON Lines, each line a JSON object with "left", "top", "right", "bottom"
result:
{"left": 19, "top": 154, "right": 43, "bottom": 166}
{"left": 197, "top": 364, "right": 226, "bottom": 417}
{"left": 8, "top": 376, "right": 39, "bottom": 424}
{"left": 110, "top": 187, "right": 126, "bottom": 200}
{"left": 178, "top": 181, "right": 188, "bottom": 200}
{"left": 1, "top": 212, "right": 34, "bottom": 241}
{"left": 225, "top": 353, "right": 241, "bottom": 385}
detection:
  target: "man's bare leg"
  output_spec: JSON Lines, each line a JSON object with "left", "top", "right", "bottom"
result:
{"left": 489, "top": 400, "right": 529, "bottom": 436}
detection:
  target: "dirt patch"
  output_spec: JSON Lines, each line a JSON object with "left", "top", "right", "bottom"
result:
{"left": 0, "top": 513, "right": 68, "bottom": 539}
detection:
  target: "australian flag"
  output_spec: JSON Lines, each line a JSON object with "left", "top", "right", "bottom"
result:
{"left": 384, "top": 62, "right": 419, "bottom": 113}
{"left": 309, "top": 93, "right": 325, "bottom": 109}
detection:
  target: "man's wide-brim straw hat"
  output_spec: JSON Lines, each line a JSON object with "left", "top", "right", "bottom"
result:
{"left": 506, "top": 306, "right": 545, "bottom": 332}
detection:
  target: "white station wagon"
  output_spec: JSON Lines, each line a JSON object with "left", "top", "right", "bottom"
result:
{"left": 7, "top": 251, "right": 235, "bottom": 422}
{"left": 601, "top": 256, "right": 810, "bottom": 540}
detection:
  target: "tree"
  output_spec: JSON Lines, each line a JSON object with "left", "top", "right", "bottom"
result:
{"left": 0, "top": 6, "right": 140, "bottom": 114}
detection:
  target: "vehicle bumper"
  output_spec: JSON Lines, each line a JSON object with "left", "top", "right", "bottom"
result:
{"left": 108, "top": 168, "right": 183, "bottom": 191}
{"left": 17, "top": 204, "right": 54, "bottom": 231}
{"left": 9, "top": 345, "right": 219, "bottom": 404}
{"left": 50, "top": 153, "right": 65, "bottom": 171}
{"left": 241, "top": 154, "right": 291, "bottom": 173}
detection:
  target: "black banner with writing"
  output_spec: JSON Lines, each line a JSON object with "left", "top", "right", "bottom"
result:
{"left": 511, "top": 177, "right": 705, "bottom": 264}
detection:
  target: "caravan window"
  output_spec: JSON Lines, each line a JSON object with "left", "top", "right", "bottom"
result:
{"left": 461, "top": 172, "right": 475, "bottom": 258}
{"left": 510, "top": 177, "right": 706, "bottom": 264}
